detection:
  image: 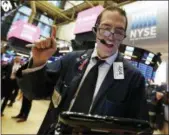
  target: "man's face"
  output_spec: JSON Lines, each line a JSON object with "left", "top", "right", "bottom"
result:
{"left": 14, "top": 57, "right": 21, "bottom": 64}
{"left": 96, "top": 10, "right": 126, "bottom": 58}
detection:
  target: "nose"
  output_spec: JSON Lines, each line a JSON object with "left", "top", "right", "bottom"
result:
{"left": 108, "top": 34, "right": 115, "bottom": 41}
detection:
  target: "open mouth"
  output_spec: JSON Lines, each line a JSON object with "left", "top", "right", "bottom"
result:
{"left": 104, "top": 43, "right": 114, "bottom": 48}
{"left": 103, "top": 40, "right": 114, "bottom": 48}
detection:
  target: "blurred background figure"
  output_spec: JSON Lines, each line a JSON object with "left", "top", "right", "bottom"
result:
{"left": 155, "top": 83, "right": 169, "bottom": 134}
{"left": 147, "top": 82, "right": 169, "bottom": 134}
{"left": 1, "top": 56, "right": 21, "bottom": 116}
{"left": 11, "top": 91, "right": 32, "bottom": 123}
{"left": 7, "top": 82, "right": 20, "bottom": 107}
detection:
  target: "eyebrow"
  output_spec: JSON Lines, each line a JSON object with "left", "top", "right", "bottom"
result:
{"left": 100, "top": 25, "right": 125, "bottom": 30}
{"left": 115, "top": 27, "right": 125, "bottom": 30}
{"left": 100, "top": 24, "right": 111, "bottom": 27}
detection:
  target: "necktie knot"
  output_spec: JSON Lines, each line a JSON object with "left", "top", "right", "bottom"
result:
{"left": 95, "top": 57, "right": 105, "bottom": 67}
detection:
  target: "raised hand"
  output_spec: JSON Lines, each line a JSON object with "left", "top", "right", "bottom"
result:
{"left": 32, "top": 25, "right": 57, "bottom": 67}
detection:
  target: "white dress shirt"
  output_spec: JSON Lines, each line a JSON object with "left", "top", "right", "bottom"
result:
{"left": 10, "top": 63, "right": 21, "bottom": 79}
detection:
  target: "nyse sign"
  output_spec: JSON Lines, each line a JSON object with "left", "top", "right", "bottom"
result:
{"left": 130, "top": 11, "right": 157, "bottom": 41}
{"left": 130, "top": 26, "right": 156, "bottom": 40}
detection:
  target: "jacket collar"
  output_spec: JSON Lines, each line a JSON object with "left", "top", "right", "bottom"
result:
{"left": 91, "top": 47, "right": 118, "bottom": 65}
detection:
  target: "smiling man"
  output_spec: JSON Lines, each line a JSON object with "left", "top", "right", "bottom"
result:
{"left": 16, "top": 6, "right": 148, "bottom": 134}
{"left": 95, "top": 7, "right": 127, "bottom": 59}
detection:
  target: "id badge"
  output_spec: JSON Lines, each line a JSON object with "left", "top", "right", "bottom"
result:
{"left": 113, "top": 62, "right": 124, "bottom": 79}
{"left": 52, "top": 89, "right": 62, "bottom": 108}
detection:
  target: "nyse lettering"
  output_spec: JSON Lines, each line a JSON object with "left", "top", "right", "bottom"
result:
{"left": 130, "top": 26, "right": 157, "bottom": 40}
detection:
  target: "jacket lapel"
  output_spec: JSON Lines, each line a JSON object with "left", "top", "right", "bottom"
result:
{"left": 63, "top": 50, "right": 93, "bottom": 109}
{"left": 73, "top": 49, "right": 93, "bottom": 77}
{"left": 91, "top": 53, "right": 128, "bottom": 112}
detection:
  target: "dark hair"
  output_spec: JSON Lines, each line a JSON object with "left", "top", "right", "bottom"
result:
{"left": 95, "top": 6, "right": 128, "bottom": 31}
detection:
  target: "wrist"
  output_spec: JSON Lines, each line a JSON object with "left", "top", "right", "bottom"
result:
{"left": 32, "top": 60, "right": 46, "bottom": 68}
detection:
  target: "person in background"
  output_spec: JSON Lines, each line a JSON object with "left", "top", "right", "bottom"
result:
{"left": 16, "top": 6, "right": 148, "bottom": 134}
{"left": 11, "top": 90, "right": 32, "bottom": 123}
{"left": 7, "top": 58, "right": 27, "bottom": 107}
{"left": 155, "top": 83, "right": 169, "bottom": 134}
{"left": 1, "top": 56, "right": 21, "bottom": 116}
{"left": 148, "top": 82, "right": 168, "bottom": 133}
{"left": 7, "top": 84, "right": 20, "bottom": 107}
{"left": 1, "top": 45, "right": 8, "bottom": 56}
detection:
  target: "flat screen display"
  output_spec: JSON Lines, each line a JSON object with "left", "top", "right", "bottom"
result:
{"left": 138, "top": 63, "right": 147, "bottom": 77}
{"left": 129, "top": 60, "right": 138, "bottom": 68}
{"left": 47, "top": 56, "right": 63, "bottom": 63}
{"left": 1, "top": 53, "right": 14, "bottom": 63}
{"left": 145, "top": 65, "right": 153, "bottom": 79}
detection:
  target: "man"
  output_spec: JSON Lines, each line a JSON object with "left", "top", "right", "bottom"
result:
{"left": 1, "top": 56, "right": 21, "bottom": 116}
{"left": 11, "top": 94, "right": 32, "bottom": 122}
{"left": 17, "top": 6, "right": 148, "bottom": 134}
{"left": 149, "top": 83, "right": 168, "bottom": 131}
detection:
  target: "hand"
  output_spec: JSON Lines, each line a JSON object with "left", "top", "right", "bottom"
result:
{"left": 32, "top": 25, "right": 57, "bottom": 67}
{"left": 156, "top": 92, "right": 164, "bottom": 101}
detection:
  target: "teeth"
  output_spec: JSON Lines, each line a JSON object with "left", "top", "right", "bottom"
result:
{"left": 106, "top": 40, "right": 113, "bottom": 44}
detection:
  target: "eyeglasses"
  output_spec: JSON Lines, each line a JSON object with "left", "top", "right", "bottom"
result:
{"left": 97, "top": 27, "right": 126, "bottom": 41}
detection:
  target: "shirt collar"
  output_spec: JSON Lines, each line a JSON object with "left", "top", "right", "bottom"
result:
{"left": 91, "top": 46, "right": 118, "bottom": 65}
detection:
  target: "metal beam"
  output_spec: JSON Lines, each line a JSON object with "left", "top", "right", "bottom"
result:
{"left": 117, "top": 0, "right": 136, "bottom": 7}
{"left": 35, "top": 1, "right": 73, "bottom": 21}
{"left": 28, "top": 1, "right": 36, "bottom": 23}
{"left": 104, "top": 0, "right": 118, "bottom": 7}
{"left": 62, "top": 1, "right": 99, "bottom": 17}
{"left": 66, "top": 1, "right": 77, "bottom": 20}
{"left": 85, "top": 0, "right": 94, "bottom": 7}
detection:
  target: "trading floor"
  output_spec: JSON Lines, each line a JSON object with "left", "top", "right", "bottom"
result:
{"left": 1, "top": 99, "right": 50, "bottom": 134}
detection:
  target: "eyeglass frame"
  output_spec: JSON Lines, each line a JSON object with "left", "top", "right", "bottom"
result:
{"left": 93, "top": 26, "right": 127, "bottom": 41}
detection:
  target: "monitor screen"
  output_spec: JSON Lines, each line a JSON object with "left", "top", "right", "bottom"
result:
{"left": 12, "top": 6, "right": 32, "bottom": 23}
{"left": 127, "top": 61, "right": 154, "bottom": 80}
{"left": 1, "top": 53, "right": 14, "bottom": 63}
{"left": 47, "top": 56, "right": 63, "bottom": 63}
{"left": 138, "top": 63, "right": 147, "bottom": 77}
{"left": 128, "top": 60, "right": 138, "bottom": 68}
{"left": 141, "top": 52, "right": 148, "bottom": 62}
{"left": 145, "top": 65, "right": 153, "bottom": 79}
{"left": 131, "top": 61, "right": 138, "bottom": 67}
{"left": 141, "top": 52, "right": 155, "bottom": 65}
{"left": 120, "top": 44, "right": 161, "bottom": 81}
{"left": 37, "top": 15, "right": 53, "bottom": 38}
